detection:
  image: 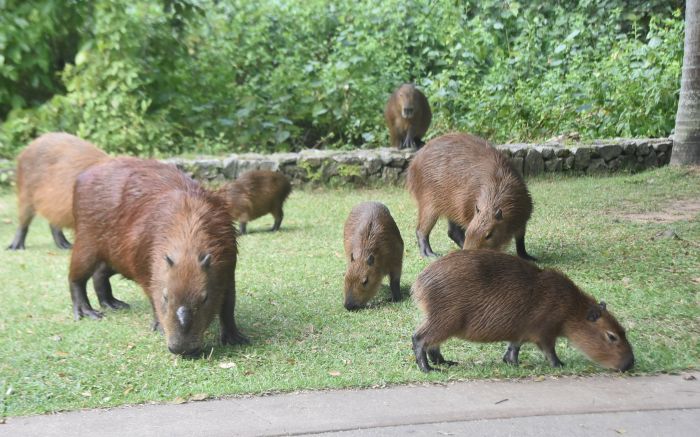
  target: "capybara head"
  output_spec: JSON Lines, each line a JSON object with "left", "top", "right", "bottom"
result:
{"left": 567, "top": 301, "right": 635, "bottom": 371}
{"left": 464, "top": 189, "right": 511, "bottom": 251}
{"left": 397, "top": 84, "right": 418, "bottom": 119}
{"left": 157, "top": 252, "right": 222, "bottom": 356}
{"left": 344, "top": 252, "right": 383, "bottom": 310}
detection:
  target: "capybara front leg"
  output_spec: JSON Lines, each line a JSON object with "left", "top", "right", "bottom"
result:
{"left": 502, "top": 342, "right": 521, "bottom": 366}
{"left": 515, "top": 231, "right": 537, "bottom": 262}
{"left": 412, "top": 332, "right": 434, "bottom": 372}
{"left": 447, "top": 220, "right": 466, "bottom": 248}
{"left": 538, "top": 341, "right": 564, "bottom": 368}
{"left": 239, "top": 222, "right": 247, "bottom": 235}
{"left": 428, "top": 347, "right": 458, "bottom": 366}
{"left": 70, "top": 279, "right": 103, "bottom": 320}
{"left": 219, "top": 286, "right": 249, "bottom": 346}
{"left": 93, "top": 262, "right": 130, "bottom": 310}
{"left": 50, "top": 225, "right": 73, "bottom": 250}
{"left": 7, "top": 225, "right": 29, "bottom": 250}
{"left": 416, "top": 229, "right": 438, "bottom": 258}
{"left": 271, "top": 208, "right": 283, "bottom": 232}
{"left": 389, "top": 272, "right": 402, "bottom": 302}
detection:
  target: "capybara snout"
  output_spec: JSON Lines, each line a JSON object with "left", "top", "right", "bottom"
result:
{"left": 344, "top": 253, "right": 384, "bottom": 309}
{"left": 464, "top": 202, "right": 510, "bottom": 251}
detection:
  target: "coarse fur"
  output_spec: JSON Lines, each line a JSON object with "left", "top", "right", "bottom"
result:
{"left": 384, "top": 83, "right": 432, "bottom": 149}
{"left": 343, "top": 201, "right": 404, "bottom": 310}
{"left": 69, "top": 157, "right": 248, "bottom": 356}
{"left": 8, "top": 132, "right": 109, "bottom": 250}
{"left": 219, "top": 170, "right": 292, "bottom": 234}
{"left": 406, "top": 132, "right": 535, "bottom": 259}
{"left": 411, "top": 250, "right": 634, "bottom": 372}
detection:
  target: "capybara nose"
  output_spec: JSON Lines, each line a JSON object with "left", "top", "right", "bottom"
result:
{"left": 169, "top": 344, "right": 202, "bottom": 357}
{"left": 620, "top": 356, "right": 635, "bottom": 372}
{"left": 402, "top": 108, "right": 414, "bottom": 118}
{"left": 344, "top": 301, "right": 361, "bottom": 311}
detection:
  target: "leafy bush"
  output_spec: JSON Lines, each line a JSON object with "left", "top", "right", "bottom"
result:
{"left": 0, "top": 0, "right": 685, "bottom": 157}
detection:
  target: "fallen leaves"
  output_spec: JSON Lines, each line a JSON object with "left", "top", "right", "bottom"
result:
{"left": 328, "top": 371, "right": 341, "bottom": 377}
{"left": 219, "top": 362, "right": 237, "bottom": 369}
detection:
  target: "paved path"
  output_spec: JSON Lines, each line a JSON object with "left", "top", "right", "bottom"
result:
{"left": 2, "top": 372, "right": 698, "bottom": 436}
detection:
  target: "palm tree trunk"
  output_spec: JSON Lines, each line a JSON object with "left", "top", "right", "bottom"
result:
{"left": 672, "top": 0, "right": 700, "bottom": 165}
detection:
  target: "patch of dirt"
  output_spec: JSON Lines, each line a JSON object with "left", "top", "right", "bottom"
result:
{"left": 620, "top": 197, "right": 700, "bottom": 223}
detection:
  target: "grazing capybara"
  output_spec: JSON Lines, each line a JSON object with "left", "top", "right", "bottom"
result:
{"left": 69, "top": 157, "right": 248, "bottom": 356}
{"left": 411, "top": 250, "right": 634, "bottom": 372}
{"left": 406, "top": 132, "right": 535, "bottom": 259}
{"left": 343, "top": 201, "right": 404, "bottom": 310}
{"left": 7, "top": 132, "right": 109, "bottom": 250}
{"left": 219, "top": 170, "right": 292, "bottom": 234}
{"left": 384, "top": 83, "right": 432, "bottom": 149}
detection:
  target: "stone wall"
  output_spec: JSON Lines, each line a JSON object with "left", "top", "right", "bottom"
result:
{"left": 0, "top": 138, "right": 673, "bottom": 188}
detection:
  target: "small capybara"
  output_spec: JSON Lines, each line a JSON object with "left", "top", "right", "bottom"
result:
{"left": 406, "top": 132, "right": 535, "bottom": 260}
{"left": 411, "top": 250, "right": 634, "bottom": 372}
{"left": 343, "top": 201, "right": 404, "bottom": 310}
{"left": 384, "top": 83, "right": 432, "bottom": 150}
{"left": 219, "top": 170, "right": 292, "bottom": 234}
{"left": 69, "top": 157, "right": 248, "bottom": 356}
{"left": 8, "top": 132, "right": 109, "bottom": 250}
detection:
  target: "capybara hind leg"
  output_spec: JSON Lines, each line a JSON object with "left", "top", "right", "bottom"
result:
{"left": 537, "top": 340, "right": 564, "bottom": 368}
{"left": 50, "top": 225, "right": 73, "bottom": 250}
{"left": 389, "top": 272, "right": 402, "bottom": 302}
{"left": 416, "top": 207, "right": 438, "bottom": 257}
{"left": 503, "top": 342, "right": 521, "bottom": 366}
{"left": 219, "top": 286, "right": 249, "bottom": 345}
{"left": 515, "top": 231, "right": 537, "bottom": 262}
{"left": 7, "top": 204, "right": 34, "bottom": 250}
{"left": 69, "top": 244, "right": 103, "bottom": 320}
{"left": 412, "top": 332, "right": 434, "bottom": 372}
{"left": 447, "top": 220, "right": 466, "bottom": 248}
{"left": 7, "top": 225, "right": 29, "bottom": 250}
{"left": 428, "top": 347, "right": 457, "bottom": 366}
{"left": 93, "top": 262, "right": 130, "bottom": 310}
{"left": 239, "top": 222, "right": 247, "bottom": 235}
{"left": 271, "top": 208, "right": 283, "bottom": 231}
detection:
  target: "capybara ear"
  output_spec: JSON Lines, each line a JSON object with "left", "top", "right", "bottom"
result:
{"left": 475, "top": 204, "right": 480, "bottom": 214}
{"left": 495, "top": 208, "right": 503, "bottom": 220}
{"left": 165, "top": 254, "right": 175, "bottom": 267}
{"left": 199, "top": 253, "right": 212, "bottom": 270}
{"left": 587, "top": 304, "right": 602, "bottom": 322}
{"left": 599, "top": 300, "right": 607, "bottom": 311}
{"left": 350, "top": 252, "right": 355, "bottom": 262}
{"left": 366, "top": 254, "right": 375, "bottom": 266}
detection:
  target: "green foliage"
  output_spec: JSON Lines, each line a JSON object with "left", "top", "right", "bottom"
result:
{"left": 0, "top": 0, "right": 686, "bottom": 157}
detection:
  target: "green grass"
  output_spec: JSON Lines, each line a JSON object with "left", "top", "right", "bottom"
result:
{"left": 0, "top": 167, "right": 698, "bottom": 417}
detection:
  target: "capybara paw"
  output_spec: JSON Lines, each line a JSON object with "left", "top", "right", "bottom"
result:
{"left": 551, "top": 360, "right": 565, "bottom": 368}
{"left": 221, "top": 330, "right": 249, "bottom": 346}
{"left": 100, "top": 298, "right": 131, "bottom": 311}
{"left": 502, "top": 355, "right": 519, "bottom": 366}
{"left": 440, "top": 360, "right": 458, "bottom": 367}
{"left": 518, "top": 252, "right": 538, "bottom": 262}
{"left": 6, "top": 243, "right": 24, "bottom": 251}
{"left": 57, "top": 241, "right": 73, "bottom": 250}
{"left": 74, "top": 307, "right": 103, "bottom": 321}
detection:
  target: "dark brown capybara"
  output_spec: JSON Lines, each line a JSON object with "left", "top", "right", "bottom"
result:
{"left": 219, "top": 170, "right": 292, "bottom": 235}
{"left": 406, "top": 132, "right": 535, "bottom": 260}
{"left": 411, "top": 250, "right": 634, "bottom": 372}
{"left": 69, "top": 157, "right": 248, "bottom": 356}
{"left": 384, "top": 83, "right": 432, "bottom": 150}
{"left": 8, "top": 132, "right": 109, "bottom": 250}
{"left": 343, "top": 201, "right": 404, "bottom": 310}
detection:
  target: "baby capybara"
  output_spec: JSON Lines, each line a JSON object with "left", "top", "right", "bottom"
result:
{"left": 219, "top": 170, "right": 292, "bottom": 234}
{"left": 384, "top": 83, "right": 432, "bottom": 149}
{"left": 69, "top": 157, "right": 248, "bottom": 356}
{"left": 343, "top": 201, "right": 404, "bottom": 310}
{"left": 412, "top": 250, "right": 634, "bottom": 372}
{"left": 8, "top": 132, "right": 109, "bottom": 250}
{"left": 406, "top": 133, "right": 535, "bottom": 259}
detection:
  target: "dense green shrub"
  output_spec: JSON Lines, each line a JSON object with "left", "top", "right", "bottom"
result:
{"left": 0, "top": 0, "right": 685, "bottom": 157}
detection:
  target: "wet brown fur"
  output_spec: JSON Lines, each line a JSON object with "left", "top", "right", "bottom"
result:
{"left": 384, "top": 84, "right": 432, "bottom": 149}
{"left": 343, "top": 202, "right": 404, "bottom": 310}
{"left": 411, "top": 250, "right": 634, "bottom": 372}
{"left": 69, "top": 157, "right": 248, "bottom": 355}
{"left": 8, "top": 132, "right": 109, "bottom": 250}
{"left": 219, "top": 170, "right": 292, "bottom": 234}
{"left": 406, "top": 132, "right": 534, "bottom": 259}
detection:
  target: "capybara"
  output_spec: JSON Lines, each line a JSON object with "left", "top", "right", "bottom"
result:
{"left": 406, "top": 132, "right": 535, "bottom": 260}
{"left": 343, "top": 201, "right": 404, "bottom": 310}
{"left": 411, "top": 250, "right": 634, "bottom": 372}
{"left": 384, "top": 83, "right": 432, "bottom": 149}
{"left": 219, "top": 170, "right": 292, "bottom": 234}
{"left": 69, "top": 157, "right": 248, "bottom": 356}
{"left": 7, "top": 132, "right": 109, "bottom": 250}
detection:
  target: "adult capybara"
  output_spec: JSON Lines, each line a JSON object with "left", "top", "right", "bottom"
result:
{"left": 406, "top": 132, "right": 535, "bottom": 259}
{"left": 411, "top": 250, "right": 634, "bottom": 372}
{"left": 7, "top": 132, "right": 109, "bottom": 250}
{"left": 384, "top": 83, "right": 432, "bottom": 149}
{"left": 343, "top": 201, "right": 404, "bottom": 310}
{"left": 69, "top": 157, "right": 248, "bottom": 356}
{"left": 219, "top": 170, "right": 292, "bottom": 234}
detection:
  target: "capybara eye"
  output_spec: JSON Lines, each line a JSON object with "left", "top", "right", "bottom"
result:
{"left": 362, "top": 277, "right": 369, "bottom": 286}
{"left": 485, "top": 231, "right": 493, "bottom": 240}
{"left": 201, "top": 294, "right": 208, "bottom": 305}
{"left": 606, "top": 332, "right": 618, "bottom": 342}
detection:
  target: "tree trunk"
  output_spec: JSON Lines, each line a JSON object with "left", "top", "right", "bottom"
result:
{"left": 672, "top": 0, "right": 700, "bottom": 165}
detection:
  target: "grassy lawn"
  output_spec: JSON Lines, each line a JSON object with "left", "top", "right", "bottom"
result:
{"left": 0, "top": 166, "right": 698, "bottom": 417}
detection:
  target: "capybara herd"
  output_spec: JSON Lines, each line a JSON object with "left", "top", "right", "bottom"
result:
{"left": 7, "top": 126, "right": 634, "bottom": 372}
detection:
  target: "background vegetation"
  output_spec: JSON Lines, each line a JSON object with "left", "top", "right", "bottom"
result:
{"left": 1, "top": 167, "right": 698, "bottom": 416}
{"left": 0, "top": 0, "right": 686, "bottom": 157}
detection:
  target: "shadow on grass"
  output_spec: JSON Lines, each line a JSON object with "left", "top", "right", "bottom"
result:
{"left": 238, "top": 224, "right": 303, "bottom": 235}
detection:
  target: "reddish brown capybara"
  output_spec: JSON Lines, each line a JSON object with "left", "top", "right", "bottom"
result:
{"left": 7, "top": 132, "right": 109, "bottom": 250}
{"left": 384, "top": 83, "right": 432, "bottom": 150}
{"left": 219, "top": 170, "right": 292, "bottom": 234}
{"left": 411, "top": 250, "right": 634, "bottom": 372}
{"left": 343, "top": 201, "right": 404, "bottom": 310}
{"left": 406, "top": 132, "right": 535, "bottom": 260}
{"left": 69, "top": 157, "right": 248, "bottom": 356}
